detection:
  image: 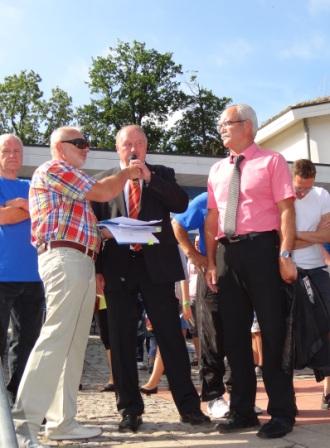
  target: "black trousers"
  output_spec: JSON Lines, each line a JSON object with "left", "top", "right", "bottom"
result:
{"left": 105, "top": 254, "right": 200, "bottom": 416}
{"left": 196, "top": 272, "right": 227, "bottom": 401}
{"left": 217, "top": 232, "right": 296, "bottom": 419}
{"left": 95, "top": 308, "right": 110, "bottom": 350}
{"left": 0, "top": 281, "right": 44, "bottom": 404}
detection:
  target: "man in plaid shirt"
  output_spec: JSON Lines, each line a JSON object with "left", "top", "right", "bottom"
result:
{"left": 13, "top": 126, "right": 142, "bottom": 448}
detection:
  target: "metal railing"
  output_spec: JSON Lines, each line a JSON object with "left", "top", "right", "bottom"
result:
{"left": 0, "top": 361, "right": 18, "bottom": 447}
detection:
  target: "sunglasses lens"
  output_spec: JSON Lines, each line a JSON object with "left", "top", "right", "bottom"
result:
{"left": 77, "top": 141, "right": 88, "bottom": 149}
{"left": 62, "top": 138, "right": 89, "bottom": 149}
{"left": 73, "top": 139, "right": 88, "bottom": 149}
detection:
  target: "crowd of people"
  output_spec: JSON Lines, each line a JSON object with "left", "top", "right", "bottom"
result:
{"left": 0, "top": 103, "right": 329, "bottom": 448}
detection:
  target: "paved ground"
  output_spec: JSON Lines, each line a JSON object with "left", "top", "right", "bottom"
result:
{"left": 34, "top": 335, "right": 330, "bottom": 448}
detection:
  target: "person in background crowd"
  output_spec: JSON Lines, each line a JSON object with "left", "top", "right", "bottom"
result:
{"left": 0, "top": 134, "right": 44, "bottom": 407}
{"left": 205, "top": 104, "right": 297, "bottom": 439}
{"left": 12, "top": 126, "right": 141, "bottom": 448}
{"left": 94, "top": 293, "right": 115, "bottom": 392}
{"left": 292, "top": 158, "right": 330, "bottom": 410}
{"left": 172, "top": 193, "right": 230, "bottom": 419}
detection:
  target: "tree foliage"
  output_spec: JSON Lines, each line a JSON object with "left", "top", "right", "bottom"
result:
{"left": 78, "top": 40, "right": 184, "bottom": 150}
{"left": 0, "top": 42, "right": 231, "bottom": 155}
{"left": 0, "top": 70, "right": 43, "bottom": 143}
{"left": 167, "top": 77, "right": 231, "bottom": 155}
{"left": 0, "top": 70, "right": 74, "bottom": 144}
{"left": 41, "top": 87, "right": 74, "bottom": 143}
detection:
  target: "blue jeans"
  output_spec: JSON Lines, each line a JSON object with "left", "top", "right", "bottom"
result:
{"left": 0, "top": 282, "right": 45, "bottom": 404}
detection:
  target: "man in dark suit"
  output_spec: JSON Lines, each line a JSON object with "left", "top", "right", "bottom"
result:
{"left": 92, "top": 125, "right": 209, "bottom": 432}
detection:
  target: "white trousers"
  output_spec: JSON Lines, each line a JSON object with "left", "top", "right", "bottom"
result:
{"left": 13, "top": 247, "right": 96, "bottom": 440}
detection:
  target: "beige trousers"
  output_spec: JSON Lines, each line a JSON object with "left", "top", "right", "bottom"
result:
{"left": 13, "top": 247, "right": 96, "bottom": 440}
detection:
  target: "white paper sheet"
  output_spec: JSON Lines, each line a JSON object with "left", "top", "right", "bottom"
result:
{"left": 97, "top": 217, "right": 162, "bottom": 244}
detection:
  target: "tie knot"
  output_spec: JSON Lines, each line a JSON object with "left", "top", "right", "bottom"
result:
{"left": 235, "top": 155, "right": 244, "bottom": 166}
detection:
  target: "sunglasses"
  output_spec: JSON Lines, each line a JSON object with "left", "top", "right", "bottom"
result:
{"left": 61, "top": 138, "right": 89, "bottom": 149}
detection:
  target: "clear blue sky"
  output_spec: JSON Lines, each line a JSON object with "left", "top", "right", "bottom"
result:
{"left": 1, "top": 0, "right": 330, "bottom": 125}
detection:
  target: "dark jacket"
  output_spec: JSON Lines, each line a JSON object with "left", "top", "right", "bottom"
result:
{"left": 92, "top": 163, "right": 188, "bottom": 285}
{"left": 282, "top": 269, "right": 330, "bottom": 380}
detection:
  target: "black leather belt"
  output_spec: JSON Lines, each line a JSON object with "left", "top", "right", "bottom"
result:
{"left": 37, "top": 241, "right": 97, "bottom": 261}
{"left": 219, "top": 230, "right": 276, "bottom": 245}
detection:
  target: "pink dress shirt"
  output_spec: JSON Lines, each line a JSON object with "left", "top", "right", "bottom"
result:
{"left": 207, "top": 143, "right": 294, "bottom": 238}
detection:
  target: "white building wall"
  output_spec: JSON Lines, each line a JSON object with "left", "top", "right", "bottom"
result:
{"left": 259, "top": 121, "right": 308, "bottom": 161}
{"left": 308, "top": 115, "right": 330, "bottom": 163}
{"left": 20, "top": 145, "right": 218, "bottom": 187}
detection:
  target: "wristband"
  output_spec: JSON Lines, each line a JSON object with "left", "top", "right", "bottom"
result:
{"left": 183, "top": 301, "right": 190, "bottom": 306}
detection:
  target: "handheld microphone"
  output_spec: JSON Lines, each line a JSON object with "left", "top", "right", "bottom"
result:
{"left": 129, "top": 154, "right": 139, "bottom": 181}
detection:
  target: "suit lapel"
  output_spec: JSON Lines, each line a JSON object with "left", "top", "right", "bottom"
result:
{"left": 116, "top": 191, "right": 127, "bottom": 216}
{"left": 105, "top": 167, "right": 127, "bottom": 217}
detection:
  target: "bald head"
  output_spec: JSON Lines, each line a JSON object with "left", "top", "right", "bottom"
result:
{"left": 115, "top": 125, "right": 147, "bottom": 147}
{"left": 0, "top": 133, "right": 23, "bottom": 150}
{"left": 0, "top": 133, "right": 23, "bottom": 178}
{"left": 115, "top": 125, "right": 148, "bottom": 166}
{"left": 50, "top": 126, "right": 82, "bottom": 156}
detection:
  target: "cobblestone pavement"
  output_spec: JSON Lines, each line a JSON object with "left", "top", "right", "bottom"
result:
{"left": 2, "top": 331, "right": 328, "bottom": 448}
{"left": 34, "top": 335, "right": 330, "bottom": 448}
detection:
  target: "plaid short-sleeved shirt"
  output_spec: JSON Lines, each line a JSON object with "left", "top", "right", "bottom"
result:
{"left": 29, "top": 159, "right": 100, "bottom": 251}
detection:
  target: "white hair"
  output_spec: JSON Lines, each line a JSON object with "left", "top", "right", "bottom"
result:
{"left": 49, "top": 126, "right": 82, "bottom": 156}
{"left": 218, "top": 104, "right": 258, "bottom": 137}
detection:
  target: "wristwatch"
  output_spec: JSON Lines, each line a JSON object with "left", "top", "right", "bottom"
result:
{"left": 279, "top": 250, "right": 292, "bottom": 259}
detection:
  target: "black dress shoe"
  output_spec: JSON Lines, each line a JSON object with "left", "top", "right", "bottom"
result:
{"left": 118, "top": 415, "right": 143, "bottom": 432}
{"left": 321, "top": 393, "right": 330, "bottom": 410}
{"left": 140, "top": 386, "right": 158, "bottom": 395}
{"left": 100, "top": 383, "right": 115, "bottom": 392}
{"left": 257, "top": 417, "right": 294, "bottom": 439}
{"left": 180, "top": 410, "right": 211, "bottom": 425}
{"left": 217, "top": 411, "right": 260, "bottom": 433}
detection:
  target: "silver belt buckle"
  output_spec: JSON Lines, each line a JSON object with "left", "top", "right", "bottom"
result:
{"left": 228, "top": 235, "right": 240, "bottom": 243}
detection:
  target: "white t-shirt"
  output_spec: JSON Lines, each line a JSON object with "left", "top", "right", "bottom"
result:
{"left": 293, "top": 186, "right": 330, "bottom": 269}
{"left": 187, "top": 259, "right": 198, "bottom": 304}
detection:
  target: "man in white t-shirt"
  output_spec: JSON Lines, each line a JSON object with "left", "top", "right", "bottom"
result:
{"left": 292, "top": 159, "right": 330, "bottom": 410}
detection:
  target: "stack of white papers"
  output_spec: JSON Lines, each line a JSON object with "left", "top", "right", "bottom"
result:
{"left": 97, "top": 217, "right": 162, "bottom": 245}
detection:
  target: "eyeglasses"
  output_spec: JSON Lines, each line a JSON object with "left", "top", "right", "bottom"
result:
{"left": 218, "top": 120, "right": 246, "bottom": 129}
{"left": 61, "top": 138, "right": 89, "bottom": 149}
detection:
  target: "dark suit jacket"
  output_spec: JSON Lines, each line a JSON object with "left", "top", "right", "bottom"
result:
{"left": 92, "top": 163, "right": 188, "bottom": 285}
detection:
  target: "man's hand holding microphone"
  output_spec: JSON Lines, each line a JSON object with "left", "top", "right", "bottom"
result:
{"left": 129, "top": 153, "right": 151, "bottom": 183}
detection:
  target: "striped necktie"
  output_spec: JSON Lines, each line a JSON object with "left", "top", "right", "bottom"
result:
{"left": 128, "top": 180, "right": 142, "bottom": 251}
{"left": 128, "top": 180, "right": 141, "bottom": 219}
{"left": 223, "top": 155, "right": 244, "bottom": 238}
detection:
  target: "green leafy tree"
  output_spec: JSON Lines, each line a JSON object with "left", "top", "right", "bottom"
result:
{"left": 0, "top": 70, "right": 44, "bottom": 143}
{"left": 78, "top": 40, "right": 184, "bottom": 150}
{"left": 41, "top": 87, "right": 74, "bottom": 143}
{"left": 168, "top": 77, "right": 231, "bottom": 155}
{"left": 76, "top": 103, "right": 111, "bottom": 148}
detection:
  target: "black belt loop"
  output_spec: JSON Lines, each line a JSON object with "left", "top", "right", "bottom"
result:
{"left": 219, "top": 230, "right": 276, "bottom": 246}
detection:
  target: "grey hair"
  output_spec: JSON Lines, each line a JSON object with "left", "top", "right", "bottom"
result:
{"left": 218, "top": 104, "right": 258, "bottom": 137}
{"left": 0, "top": 133, "right": 23, "bottom": 150}
{"left": 49, "top": 126, "right": 82, "bottom": 156}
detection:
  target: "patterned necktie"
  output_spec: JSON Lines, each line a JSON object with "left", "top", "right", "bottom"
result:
{"left": 223, "top": 155, "right": 245, "bottom": 238}
{"left": 128, "top": 180, "right": 142, "bottom": 250}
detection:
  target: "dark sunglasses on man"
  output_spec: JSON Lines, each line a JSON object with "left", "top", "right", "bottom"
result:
{"left": 61, "top": 138, "right": 89, "bottom": 149}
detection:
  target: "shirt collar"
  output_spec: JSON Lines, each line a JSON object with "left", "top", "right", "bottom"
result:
{"left": 229, "top": 142, "right": 258, "bottom": 163}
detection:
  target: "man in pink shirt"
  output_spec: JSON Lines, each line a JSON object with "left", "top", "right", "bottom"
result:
{"left": 205, "top": 104, "right": 297, "bottom": 439}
